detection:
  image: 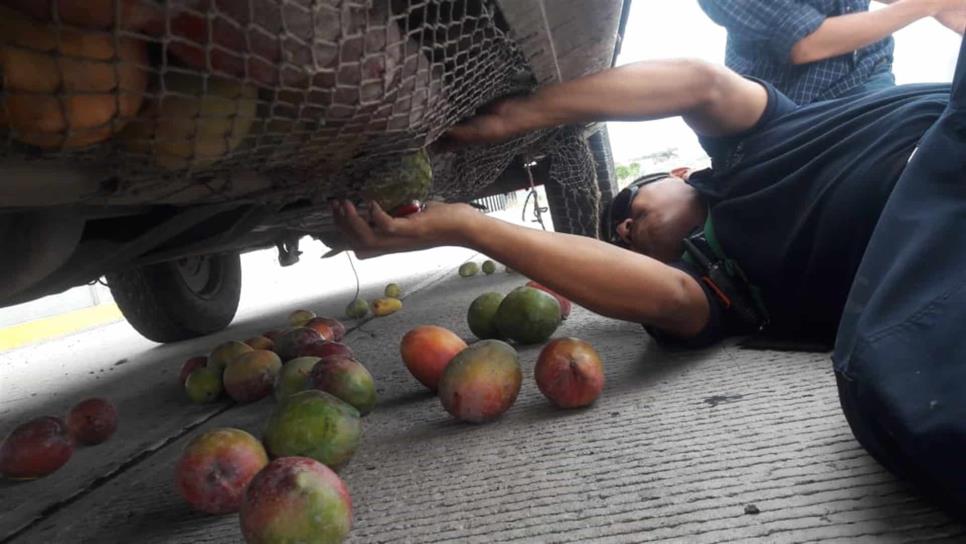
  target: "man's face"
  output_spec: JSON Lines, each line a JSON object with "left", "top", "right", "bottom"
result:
{"left": 615, "top": 176, "right": 705, "bottom": 263}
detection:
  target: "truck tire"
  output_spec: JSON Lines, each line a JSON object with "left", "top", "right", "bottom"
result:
{"left": 589, "top": 127, "right": 619, "bottom": 239}
{"left": 107, "top": 253, "right": 242, "bottom": 343}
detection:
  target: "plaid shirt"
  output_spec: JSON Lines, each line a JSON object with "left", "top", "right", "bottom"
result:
{"left": 698, "top": 0, "right": 895, "bottom": 104}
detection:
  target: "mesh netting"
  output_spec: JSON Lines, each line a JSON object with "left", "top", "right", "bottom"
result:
{"left": 544, "top": 125, "right": 600, "bottom": 232}
{"left": 0, "top": 0, "right": 596, "bottom": 217}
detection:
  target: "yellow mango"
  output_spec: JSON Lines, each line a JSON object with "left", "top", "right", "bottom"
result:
{"left": 371, "top": 297, "right": 402, "bottom": 317}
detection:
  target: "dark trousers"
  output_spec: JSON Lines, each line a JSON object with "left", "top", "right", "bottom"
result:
{"left": 833, "top": 36, "right": 966, "bottom": 518}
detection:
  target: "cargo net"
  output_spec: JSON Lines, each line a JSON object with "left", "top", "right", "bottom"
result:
{"left": 0, "top": 0, "right": 575, "bottom": 207}
{"left": 543, "top": 125, "right": 601, "bottom": 235}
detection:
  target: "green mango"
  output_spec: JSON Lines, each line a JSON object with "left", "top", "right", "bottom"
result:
{"left": 363, "top": 149, "right": 432, "bottom": 213}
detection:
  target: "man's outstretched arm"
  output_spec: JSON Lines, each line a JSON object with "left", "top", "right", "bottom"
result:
{"left": 332, "top": 201, "right": 710, "bottom": 338}
{"left": 445, "top": 58, "right": 769, "bottom": 143}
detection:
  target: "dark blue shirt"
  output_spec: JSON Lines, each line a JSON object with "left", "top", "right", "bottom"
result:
{"left": 698, "top": 0, "right": 895, "bottom": 104}
{"left": 662, "top": 81, "right": 949, "bottom": 347}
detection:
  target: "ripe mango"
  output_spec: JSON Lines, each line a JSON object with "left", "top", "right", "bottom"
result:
{"left": 223, "top": 350, "right": 282, "bottom": 404}
{"left": 371, "top": 297, "right": 402, "bottom": 317}
{"left": 175, "top": 428, "right": 268, "bottom": 515}
{"left": 438, "top": 340, "right": 521, "bottom": 423}
{"left": 400, "top": 325, "right": 467, "bottom": 392}
{"left": 120, "top": 72, "right": 257, "bottom": 169}
{"left": 274, "top": 328, "right": 325, "bottom": 362}
{"left": 0, "top": 6, "right": 148, "bottom": 149}
{"left": 66, "top": 398, "right": 118, "bottom": 445}
{"left": 0, "top": 416, "right": 74, "bottom": 479}
{"left": 240, "top": 458, "right": 352, "bottom": 544}
{"left": 536, "top": 338, "right": 605, "bottom": 408}
{"left": 275, "top": 357, "right": 321, "bottom": 402}
{"left": 207, "top": 341, "right": 253, "bottom": 377}
{"left": 309, "top": 356, "right": 377, "bottom": 416}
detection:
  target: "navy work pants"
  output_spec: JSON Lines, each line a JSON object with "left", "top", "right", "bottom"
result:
{"left": 834, "top": 36, "right": 966, "bottom": 518}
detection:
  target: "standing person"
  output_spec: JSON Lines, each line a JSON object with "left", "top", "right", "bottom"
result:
{"left": 698, "top": 0, "right": 966, "bottom": 103}
{"left": 332, "top": 39, "right": 966, "bottom": 517}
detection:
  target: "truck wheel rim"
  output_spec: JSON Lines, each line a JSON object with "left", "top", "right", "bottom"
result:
{"left": 175, "top": 256, "right": 222, "bottom": 299}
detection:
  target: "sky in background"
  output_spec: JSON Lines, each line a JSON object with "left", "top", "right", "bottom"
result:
{"left": 607, "top": 1, "right": 964, "bottom": 167}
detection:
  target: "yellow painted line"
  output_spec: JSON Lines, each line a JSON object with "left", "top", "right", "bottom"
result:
{"left": 0, "top": 304, "right": 123, "bottom": 352}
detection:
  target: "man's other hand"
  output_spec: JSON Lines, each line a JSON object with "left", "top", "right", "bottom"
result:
{"left": 442, "top": 98, "right": 528, "bottom": 145}
{"left": 331, "top": 200, "right": 480, "bottom": 258}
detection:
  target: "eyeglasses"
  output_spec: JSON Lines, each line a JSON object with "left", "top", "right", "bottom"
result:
{"left": 607, "top": 172, "right": 669, "bottom": 247}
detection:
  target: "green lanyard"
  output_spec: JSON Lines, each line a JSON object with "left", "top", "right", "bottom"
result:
{"left": 682, "top": 214, "right": 724, "bottom": 263}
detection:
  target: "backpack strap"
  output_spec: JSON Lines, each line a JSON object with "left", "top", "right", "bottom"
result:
{"left": 682, "top": 213, "right": 771, "bottom": 331}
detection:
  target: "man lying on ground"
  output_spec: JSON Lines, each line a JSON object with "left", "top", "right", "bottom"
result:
{"left": 332, "top": 37, "right": 966, "bottom": 519}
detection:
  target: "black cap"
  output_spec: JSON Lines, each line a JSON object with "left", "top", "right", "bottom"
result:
{"left": 607, "top": 172, "right": 670, "bottom": 246}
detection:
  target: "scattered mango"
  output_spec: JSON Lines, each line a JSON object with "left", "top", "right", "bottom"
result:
{"left": 400, "top": 325, "right": 468, "bottom": 392}
{"left": 309, "top": 356, "right": 377, "bottom": 416}
{"left": 207, "top": 341, "right": 253, "bottom": 377}
{"left": 240, "top": 457, "right": 352, "bottom": 544}
{"left": 345, "top": 298, "right": 369, "bottom": 319}
{"left": 66, "top": 398, "right": 118, "bottom": 445}
{"left": 438, "top": 340, "right": 521, "bottom": 423}
{"left": 458, "top": 262, "right": 479, "bottom": 277}
{"left": 0, "top": 416, "right": 74, "bottom": 479}
{"left": 288, "top": 309, "right": 316, "bottom": 327}
{"left": 467, "top": 292, "right": 504, "bottom": 340}
{"left": 536, "top": 338, "right": 605, "bottom": 408}
{"left": 263, "top": 390, "right": 362, "bottom": 470}
{"left": 185, "top": 368, "right": 223, "bottom": 404}
{"left": 175, "top": 428, "right": 268, "bottom": 515}
{"left": 371, "top": 297, "right": 402, "bottom": 317}
{"left": 495, "top": 286, "right": 562, "bottom": 345}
